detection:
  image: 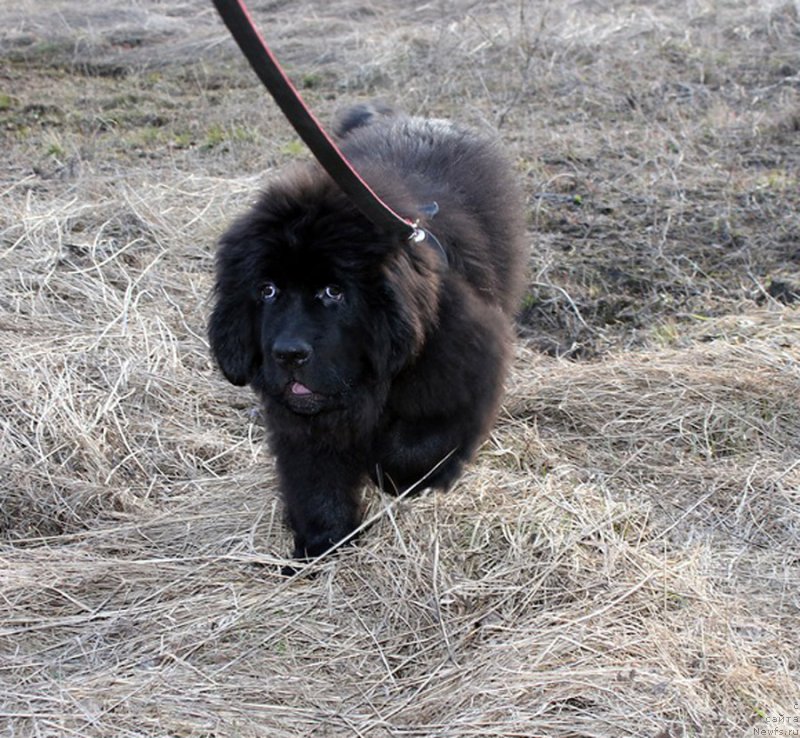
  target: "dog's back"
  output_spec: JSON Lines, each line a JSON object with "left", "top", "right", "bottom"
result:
{"left": 333, "top": 105, "right": 527, "bottom": 316}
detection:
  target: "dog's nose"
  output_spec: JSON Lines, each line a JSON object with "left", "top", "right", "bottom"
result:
{"left": 272, "top": 338, "right": 312, "bottom": 369}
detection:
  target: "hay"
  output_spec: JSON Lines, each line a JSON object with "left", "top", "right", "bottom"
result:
{"left": 1, "top": 0, "right": 799, "bottom": 736}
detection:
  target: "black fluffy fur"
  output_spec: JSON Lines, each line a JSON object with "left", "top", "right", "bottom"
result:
{"left": 209, "top": 105, "right": 526, "bottom": 561}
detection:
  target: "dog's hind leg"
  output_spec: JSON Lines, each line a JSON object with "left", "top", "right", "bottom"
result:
{"left": 370, "top": 413, "right": 480, "bottom": 495}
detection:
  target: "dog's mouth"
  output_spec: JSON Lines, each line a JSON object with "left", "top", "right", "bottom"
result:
{"left": 289, "top": 380, "right": 313, "bottom": 397}
{"left": 280, "top": 379, "right": 329, "bottom": 415}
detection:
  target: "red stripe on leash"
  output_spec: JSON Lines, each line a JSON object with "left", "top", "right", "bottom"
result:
{"left": 211, "top": 0, "right": 418, "bottom": 238}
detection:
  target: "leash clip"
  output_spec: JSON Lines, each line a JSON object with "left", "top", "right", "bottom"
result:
{"left": 410, "top": 226, "right": 427, "bottom": 244}
{"left": 408, "top": 201, "right": 447, "bottom": 265}
{"left": 409, "top": 200, "right": 440, "bottom": 243}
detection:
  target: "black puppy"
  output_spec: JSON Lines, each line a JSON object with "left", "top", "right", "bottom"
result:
{"left": 209, "top": 105, "right": 526, "bottom": 560}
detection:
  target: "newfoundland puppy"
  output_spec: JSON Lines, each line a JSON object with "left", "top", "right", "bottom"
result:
{"left": 209, "top": 104, "right": 526, "bottom": 562}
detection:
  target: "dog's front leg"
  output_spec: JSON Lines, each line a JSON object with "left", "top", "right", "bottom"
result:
{"left": 273, "top": 439, "right": 365, "bottom": 561}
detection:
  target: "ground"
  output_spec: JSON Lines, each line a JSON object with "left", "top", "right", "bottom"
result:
{"left": 1, "top": 1, "right": 798, "bottom": 736}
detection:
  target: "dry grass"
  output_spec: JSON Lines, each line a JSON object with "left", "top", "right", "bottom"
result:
{"left": 1, "top": 0, "right": 799, "bottom": 736}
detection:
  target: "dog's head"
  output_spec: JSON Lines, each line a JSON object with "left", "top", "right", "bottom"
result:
{"left": 208, "top": 166, "right": 443, "bottom": 417}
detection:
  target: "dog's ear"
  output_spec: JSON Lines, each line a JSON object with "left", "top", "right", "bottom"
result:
{"left": 380, "top": 245, "right": 443, "bottom": 375}
{"left": 208, "top": 232, "right": 263, "bottom": 387}
{"left": 208, "top": 293, "right": 261, "bottom": 386}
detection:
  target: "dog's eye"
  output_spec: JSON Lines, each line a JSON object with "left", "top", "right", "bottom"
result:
{"left": 319, "top": 285, "right": 344, "bottom": 304}
{"left": 260, "top": 282, "right": 279, "bottom": 302}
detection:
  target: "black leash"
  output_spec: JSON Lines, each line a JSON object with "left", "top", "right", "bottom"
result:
{"left": 210, "top": 0, "right": 421, "bottom": 241}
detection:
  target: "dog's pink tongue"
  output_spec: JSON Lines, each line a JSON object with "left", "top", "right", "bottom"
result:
{"left": 291, "top": 381, "right": 313, "bottom": 396}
